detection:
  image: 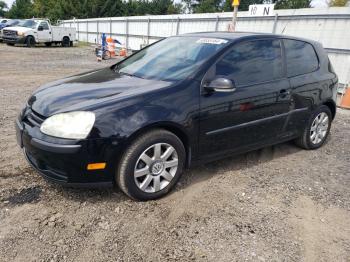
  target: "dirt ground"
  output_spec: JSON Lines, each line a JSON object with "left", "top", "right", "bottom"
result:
{"left": 0, "top": 43, "right": 349, "bottom": 262}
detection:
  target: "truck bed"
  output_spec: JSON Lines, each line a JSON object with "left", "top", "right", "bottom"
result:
{"left": 52, "top": 26, "right": 76, "bottom": 42}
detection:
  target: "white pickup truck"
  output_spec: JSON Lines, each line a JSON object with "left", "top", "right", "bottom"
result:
{"left": 2, "top": 19, "right": 76, "bottom": 47}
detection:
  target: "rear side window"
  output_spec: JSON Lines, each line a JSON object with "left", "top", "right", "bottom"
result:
{"left": 215, "top": 39, "right": 283, "bottom": 86}
{"left": 284, "top": 39, "right": 319, "bottom": 77}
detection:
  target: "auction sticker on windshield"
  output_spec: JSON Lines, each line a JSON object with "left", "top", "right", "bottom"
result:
{"left": 196, "top": 38, "right": 228, "bottom": 45}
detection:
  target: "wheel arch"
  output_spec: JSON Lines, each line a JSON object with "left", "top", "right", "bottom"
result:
{"left": 323, "top": 100, "right": 336, "bottom": 120}
{"left": 26, "top": 35, "right": 35, "bottom": 41}
{"left": 124, "top": 122, "right": 192, "bottom": 168}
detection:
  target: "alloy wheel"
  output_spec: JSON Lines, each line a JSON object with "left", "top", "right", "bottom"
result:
{"left": 310, "top": 112, "right": 329, "bottom": 144}
{"left": 134, "top": 143, "right": 178, "bottom": 193}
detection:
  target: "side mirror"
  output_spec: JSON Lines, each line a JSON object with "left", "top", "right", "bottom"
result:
{"left": 204, "top": 78, "right": 236, "bottom": 93}
{"left": 38, "top": 26, "right": 44, "bottom": 31}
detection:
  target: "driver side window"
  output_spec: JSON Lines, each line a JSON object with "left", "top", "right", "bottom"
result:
{"left": 39, "top": 22, "right": 49, "bottom": 30}
{"left": 214, "top": 39, "right": 283, "bottom": 87}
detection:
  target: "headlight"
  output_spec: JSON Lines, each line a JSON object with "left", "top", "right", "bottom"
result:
{"left": 17, "top": 32, "right": 25, "bottom": 36}
{"left": 40, "top": 111, "right": 95, "bottom": 139}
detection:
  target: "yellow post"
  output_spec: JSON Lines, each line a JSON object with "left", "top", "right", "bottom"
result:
{"left": 231, "top": 0, "right": 240, "bottom": 32}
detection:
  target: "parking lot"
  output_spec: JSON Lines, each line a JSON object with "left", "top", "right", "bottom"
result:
{"left": 0, "top": 43, "right": 349, "bottom": 261}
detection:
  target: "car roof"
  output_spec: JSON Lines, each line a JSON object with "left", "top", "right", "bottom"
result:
{"left": 180, "top": 31, "right": 318, "bottom": 45}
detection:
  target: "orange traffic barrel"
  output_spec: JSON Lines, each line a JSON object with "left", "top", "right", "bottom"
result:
{"left": 340, "top": 87, "right": 350, "bottom": 109}
{"left": 106, "top": 37, "right": 115, "bottom": 56}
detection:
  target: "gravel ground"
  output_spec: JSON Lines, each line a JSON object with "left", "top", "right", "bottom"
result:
{"left": 0, "top": 43, "right": 349, "bottom": 262}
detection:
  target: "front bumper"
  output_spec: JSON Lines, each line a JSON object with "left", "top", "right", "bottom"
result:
{"left": 15, "top": 118, "right": 117, "bottom": 187}
{"left": 3, "top": 36, "right": 26, "bottom": 44}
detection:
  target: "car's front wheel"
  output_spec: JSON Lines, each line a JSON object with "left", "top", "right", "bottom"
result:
{"left": 116, "top": 129, "right": 186, "bottom": 201}
{"left": 295, "top": 105, "right": 332, "bottom": 149}
{"left": 26, "top": 36, "right": 35, "bottom": 48}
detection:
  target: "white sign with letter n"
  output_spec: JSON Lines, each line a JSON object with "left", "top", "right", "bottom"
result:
{"left": 248, "top": 4, "right": 275, "bottom": 16}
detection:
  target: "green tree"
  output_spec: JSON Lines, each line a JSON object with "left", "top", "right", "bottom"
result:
{"left": 193, "top": 0, "right": 222, "bottom": 13}
{"left": 7, "top": 0, "right": 34, "bottom": 18}
{"left": 0, "top": 0, "right": 8, "bottom": 17}
{"left": 330, "top": 0, "right": 348, "bottom": 6}
{"left": 167, "top": 3, "right": 182, "bottom": 14}
{"left": 274, "top": 0, "right": 311, "bottom": 9}
{"left": 223, "top": 0, "right": 264, "bottom": 11}
{"left": 7, "top": 0, "right": 183, "bottom": 21}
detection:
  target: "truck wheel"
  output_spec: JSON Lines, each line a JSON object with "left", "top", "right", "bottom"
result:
{"left": 26, "top": 36, "right": 35, "bottom": 48}
{"left": 62, "top": 37, "right": 70, "bottom": 47}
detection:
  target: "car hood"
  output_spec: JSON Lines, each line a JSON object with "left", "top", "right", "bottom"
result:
{"left": 29, "top": 67, "right": 173, "bottom": 117}
{"left": 3, "top": 26, "right": 30, "bottom": 32}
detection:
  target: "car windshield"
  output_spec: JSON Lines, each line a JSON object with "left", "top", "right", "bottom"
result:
{"left": 17, "top": 20, "right": 38, "bottom": 29}
{"left": 116, "top": 36, "right": 229, "bottom": 81}
{"left": 6, "top": 20, "right": 20, "bottom": 26}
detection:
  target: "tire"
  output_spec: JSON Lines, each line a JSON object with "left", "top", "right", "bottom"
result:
{"left": 103, "top": 50, "right": 111, "bottom": 60}
{"left": 45, "top": 42, "right": 52, "bottom": 47}
{"left": 25, "top": 36, "right": 35, "bottom": 48}
{"left": 62, "top": 37, "right": 70, "bottom": 47}
{"left": 116, "top": 129, "right": 186, "bottom": 201}
{"left": 294, "top": 105, "right": 332, "bottom": 150}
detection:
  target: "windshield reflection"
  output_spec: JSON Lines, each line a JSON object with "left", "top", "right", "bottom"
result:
{"left": 116, "top": 36, "right": 229, "bottom": 81}
{"left": 17, "top": 20, "right": 38, "bottom": 29}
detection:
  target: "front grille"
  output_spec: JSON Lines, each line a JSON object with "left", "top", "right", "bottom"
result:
{"left": 23, "top": 108, "right": 46, "bottom": 127}
{"left": 3, "top": 30, "right": 17, "bottom": 37}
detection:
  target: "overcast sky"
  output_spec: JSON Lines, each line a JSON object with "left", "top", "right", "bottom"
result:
{"left": 3, "top": 0, "right": 14, "bottom": 9}
{"left": 2, "top": 0, "right": 329, "bottom": 10}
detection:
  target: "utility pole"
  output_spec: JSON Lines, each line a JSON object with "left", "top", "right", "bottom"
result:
{"left": 229, "top": 0, "right": 240, "bottom": 32}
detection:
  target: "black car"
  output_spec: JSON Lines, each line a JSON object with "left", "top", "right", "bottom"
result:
{"left": 15, "top": 32, "right": 338, "bottom": 200}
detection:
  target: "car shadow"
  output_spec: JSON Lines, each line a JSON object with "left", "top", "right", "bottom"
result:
{"left": 47, "top": 180, "right": 129, "bottom": 205}
{"left": 174, "top": 140, "right": 304, "bottom": 193}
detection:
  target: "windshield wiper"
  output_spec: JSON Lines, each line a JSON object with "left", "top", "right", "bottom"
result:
{"left": 119, "top": 71, "right": 144, "bottom": 79}
{"left": 113, "top": 65, "right": 144, "bottom": 79}
{"left": 120, "top": 72, "right": 135, "bottom": 77}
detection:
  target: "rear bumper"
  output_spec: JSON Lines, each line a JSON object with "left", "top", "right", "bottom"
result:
{"left": 15, "top": 117, "right": 118, "bottom": 187}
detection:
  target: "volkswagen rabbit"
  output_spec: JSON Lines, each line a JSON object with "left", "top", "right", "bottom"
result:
{"left": 15, "top": 32, "right": 338, "bottom": 200}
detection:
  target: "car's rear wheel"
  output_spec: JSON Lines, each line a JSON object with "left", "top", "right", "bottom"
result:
{"left": 116, "top": 129, "right": 186, "bottom": 201}
{"left": 294, "top": 105, "right": 332, "bottom": 149}
{"left": 62, "top": 37, "right": 70, "bottom": 47}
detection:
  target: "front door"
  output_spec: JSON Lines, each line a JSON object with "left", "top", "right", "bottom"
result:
{"left": 199, "top": 38, "right": 291, "bottom": 159}
{"left": 37, "top": 21, "right": 51, "bottom": 42}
